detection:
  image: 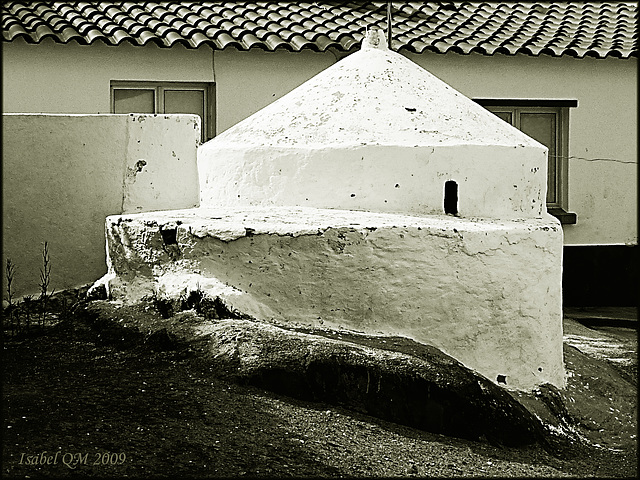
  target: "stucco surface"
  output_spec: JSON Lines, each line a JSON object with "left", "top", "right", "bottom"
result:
{"left": 199, "top": 144, "right": 547, "bottom": 219}
{"left": 1, "top": 38, "right": 214, "bottom": 115}
{"left": 123, "top": 114, "right": 201, "bottom": 213}
{"left": 206, "top": 37, "right": 540, "bottom": 149}
{"left": 2, "top": 114, "right": 199, "bottom": 297}
{"left": 199, "top": 37, "right": 548, "bottom": 220}
{"left": 98, "top": 206, "right": 565, "bottom": 391}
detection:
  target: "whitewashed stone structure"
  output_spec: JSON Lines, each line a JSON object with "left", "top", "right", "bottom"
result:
{"left": 198, "top": 29, "right": 548, "bottom": 220}
{"left": 95, "top": 29, "right": 565, "bottom": 391}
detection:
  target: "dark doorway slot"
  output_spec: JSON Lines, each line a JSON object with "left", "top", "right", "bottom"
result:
{"left": 444, "top": 180, "right": 458, "bottom": 215}
{"left": 160, "top": 227, "right": 178, "bottom": 245}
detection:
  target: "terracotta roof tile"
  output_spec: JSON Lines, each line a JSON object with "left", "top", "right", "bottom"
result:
{"left": 2, "top": 1, "right": 637, "bottom": 58}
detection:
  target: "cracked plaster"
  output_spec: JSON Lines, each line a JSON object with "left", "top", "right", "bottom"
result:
{"left": 97, "top": 205, "right": 564, "bottom": 391}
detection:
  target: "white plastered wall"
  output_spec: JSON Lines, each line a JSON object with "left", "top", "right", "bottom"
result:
{"left": 1, "top": 114, "right": 200, "bottom": 299}
{"left": 98, "top": 206, "right": 565, "bottom": 390}
{"left": 199, "top": 144, "right": 548, "bottom": 219}
{"left": 2, "top": 40, "right": 636, "bottom": 245}
{"left": 212, "top": 48, "right": 637, "bottom": 246}
{"left": 404, "top": 51, "right": 638, "bottom": 246}
{"left": 1, "top": 38, "right": 214, "bottom": 114}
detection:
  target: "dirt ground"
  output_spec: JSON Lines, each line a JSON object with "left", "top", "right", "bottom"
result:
{"left": 2, "top": 295, "right": 637, "bottom": 478}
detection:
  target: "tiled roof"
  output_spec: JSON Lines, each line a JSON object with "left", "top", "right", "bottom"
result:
{"left": 2, "top": 2, "right": 638, "bottom": 58}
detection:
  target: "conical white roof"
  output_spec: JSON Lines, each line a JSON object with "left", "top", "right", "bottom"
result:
{"left": 211, "top": 28, "right": 540, "bottom": 148}
{"left": 198, "top": 29, "right": 549, "bottom": 219}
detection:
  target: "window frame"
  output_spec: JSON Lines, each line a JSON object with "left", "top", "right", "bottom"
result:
{"left": 474, "top": 99, "right": 577, "bottom": 224}
{"left": 110, "top": 81, "right": 215, "bottom": 143}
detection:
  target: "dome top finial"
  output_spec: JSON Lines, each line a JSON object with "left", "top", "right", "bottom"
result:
{"left": 362, "top": 27, "right": 388, "bottom": 51}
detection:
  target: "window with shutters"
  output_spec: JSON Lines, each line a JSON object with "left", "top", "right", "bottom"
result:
{"left": 474, "top": 99, "right": 577, "bottom": 224}
{"left": 111, "top": 81, "right": 215, "bottom": 143}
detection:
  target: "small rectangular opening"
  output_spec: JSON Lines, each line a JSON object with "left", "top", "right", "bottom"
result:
{"left": 444, "top": 180, "right": 458, "bottom": 215}
{"left": 160, "top": 227, "right": 178, "bottom": 245}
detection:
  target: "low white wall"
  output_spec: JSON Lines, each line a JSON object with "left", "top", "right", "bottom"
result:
{"left": 100, "top": 206, "right": 565, "bottom": 391}
{"left": 2, "top": 113, "right": 200, "bottom": 299}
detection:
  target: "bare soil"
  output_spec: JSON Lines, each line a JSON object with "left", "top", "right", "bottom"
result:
{"left": 2, "top": 294, "right": 637, "bottom": 478}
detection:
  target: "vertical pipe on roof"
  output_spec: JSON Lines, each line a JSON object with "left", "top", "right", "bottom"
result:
{"left": 386, "top": 1, "right": 392, "bottom": 50}
{"left": 211, "top": 47, "right": 217, "bottom": 137}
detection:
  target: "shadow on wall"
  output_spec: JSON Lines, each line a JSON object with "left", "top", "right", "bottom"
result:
{"left": 1, "top": 113, "right": 200, "bottom": 299}
{"left": 563, "top": 244, "right": 638, "bottom": 306}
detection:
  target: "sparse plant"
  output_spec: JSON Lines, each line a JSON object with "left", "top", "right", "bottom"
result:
{"left": 12, "top": 310, "right": 21, "bottom": 336}
{"left": 38, "top": 241, "right": 55, "bottom": 326}
{"left": 61, "top": 296, "right": 69, "bottom": 322}
{"left": 151, "top": 289, "right": 174, "bottom": 319}
{"left": 23, "top": 295, "right": 33, "bottom": 330}
{"left": 181, "top": 283, "right": 205, "bottom": 312}
{"left": 5, "top": 258, "right": 16, "bottom": 309}
{"left": 4, "top": 258, "right": 19, "bottom": 337}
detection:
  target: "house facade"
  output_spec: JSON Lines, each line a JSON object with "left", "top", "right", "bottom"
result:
{"left": 2, "top": 2, "right": 637, "bottom": 305}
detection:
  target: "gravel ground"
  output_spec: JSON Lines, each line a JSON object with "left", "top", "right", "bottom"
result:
{"left": 2, "top": 298, "right": 637, "bottom": 478}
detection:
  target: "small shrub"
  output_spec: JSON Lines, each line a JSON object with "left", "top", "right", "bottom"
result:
{"left": 38, "top": 242, "right": 55, "bottom": 326}
{"left": 4, "top": 259, "right": 19, "bottom": 336}
{"left": 22, "top": 295, "right": 33, "bottom": 330}
{"left": 182, "top": 287, "right": 204, "bottom": 312}
{"left": 151, "top": 289, "right": 175, "bottom": 319}
{"left": 5, "top": 258, "right": 16, "bottom": 309}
